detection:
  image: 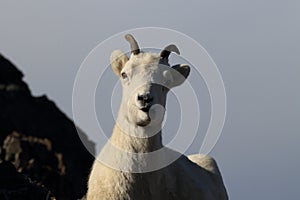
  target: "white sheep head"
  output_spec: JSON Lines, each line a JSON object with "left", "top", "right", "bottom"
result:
{"left": 110, "top": 34, "right": 190, "bottom": 130}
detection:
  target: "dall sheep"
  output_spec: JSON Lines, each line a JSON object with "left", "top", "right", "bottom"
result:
{"left": 87, "top": 34, "right": 228, "bottom": 200}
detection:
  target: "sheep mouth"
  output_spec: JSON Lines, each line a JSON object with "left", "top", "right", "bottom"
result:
{"left": 137, "top": 118, "right": 151, "bottom": 127}
{"left": 137, "top": 107, "right": 151, "bottom": 126}
{"left": 140, "top": 107, "right": 150, "bottom": 113}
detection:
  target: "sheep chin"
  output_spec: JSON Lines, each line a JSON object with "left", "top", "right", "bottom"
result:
{"left": 136, "top": 109, "right": 151, "bottom": 127}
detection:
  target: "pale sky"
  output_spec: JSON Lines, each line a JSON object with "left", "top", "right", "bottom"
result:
{"left": 1, "top": 1, "right": 300, "bottom": 199}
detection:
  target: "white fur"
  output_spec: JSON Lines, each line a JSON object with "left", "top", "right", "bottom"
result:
{"left": 87, "top": 50, "right": 228, "bottom": 200}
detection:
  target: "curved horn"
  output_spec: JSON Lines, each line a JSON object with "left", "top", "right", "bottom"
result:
{"left": 160, "top": 44, "right": 180, "bottom": 60}
{"left": 125, "top": 34, "right": 140, "bottom": 55}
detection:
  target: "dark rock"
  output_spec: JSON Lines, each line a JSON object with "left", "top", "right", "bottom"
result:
{"left": 0, "top": 54, "right": 95, "bottom": 199}
{"left": 0, "top": 54, "right": 30, "bottom": 95}
{"left": 0, "top": 161, "right": 55, "bottom": 200}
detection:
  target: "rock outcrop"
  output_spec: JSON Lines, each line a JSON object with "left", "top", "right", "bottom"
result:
{"left": 0, "top": 161, "right": 55, "bottom": 200}
{"left": 0, "top": 54, "right": 95, "bottom": 199}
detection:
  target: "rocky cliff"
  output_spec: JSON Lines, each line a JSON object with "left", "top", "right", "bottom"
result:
{"left": 0, "top": 54, "right": 95, "bottom": 199}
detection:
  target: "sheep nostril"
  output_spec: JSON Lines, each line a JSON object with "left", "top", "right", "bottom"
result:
{"left": 137, "top": 95, "right": 144, "bottom": 101}
{"left": 137, "top": 94, "right": 153, "bottom": 105}
{"left": 145, "top": 96, "right": 153, "bottom": 103}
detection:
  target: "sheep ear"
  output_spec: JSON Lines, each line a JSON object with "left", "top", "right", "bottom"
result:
{"left": 110, "top": 50, "right": 129, "bottom": 76}
{"left": 169, "top": 64, "right": 190, "bottom": 87}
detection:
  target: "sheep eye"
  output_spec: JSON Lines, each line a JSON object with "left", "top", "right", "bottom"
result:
{"left": 121, "top": 72, "right": 128, "bottom": 79}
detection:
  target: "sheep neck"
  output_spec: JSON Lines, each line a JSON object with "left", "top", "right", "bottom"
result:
{"left": 110, "top": 117, "right": 163, "bottom": 153}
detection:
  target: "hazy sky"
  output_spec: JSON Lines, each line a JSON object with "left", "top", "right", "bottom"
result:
{"left": 1, "top": 1, "right": 300, "bottom": 199}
